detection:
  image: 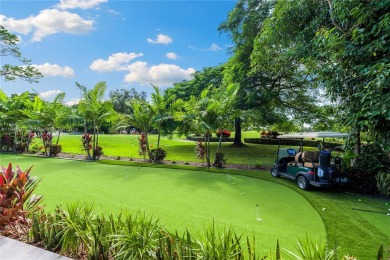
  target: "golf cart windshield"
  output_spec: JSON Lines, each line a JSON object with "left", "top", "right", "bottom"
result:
{"left": 277, "top": 148, "right": 297, "bottom": 158}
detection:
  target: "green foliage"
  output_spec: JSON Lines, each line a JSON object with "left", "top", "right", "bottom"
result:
{"left": 284, "top": 235, "right": 337, "bottom": 260}
{"left": 93, "top": 145, "right": 103, "bottom": 159}
{"left": 150, "top": 147, "right": 167, "bottom": 163}
{"left": 375, "top": 173, "right": 390, "bottom": 197}
{"left": 50, "top": 144, "right": 62, "bottom": 156}
{"left": 213, "top": 152, "right": 226, "bottom": 168}
{"left": 0, "top": 25, "right": 43, "bottom": 83}
{"left": 196, "top": 223, "right": 244, "bottom": 259}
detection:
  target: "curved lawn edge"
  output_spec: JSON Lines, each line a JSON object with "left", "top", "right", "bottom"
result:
{"left": 99, "top": 159, "right": 390, "bottom": 259}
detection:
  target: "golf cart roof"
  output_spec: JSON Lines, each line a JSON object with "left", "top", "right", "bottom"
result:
{"left": 277, "top": 132, "right": 350, "bottom": 139}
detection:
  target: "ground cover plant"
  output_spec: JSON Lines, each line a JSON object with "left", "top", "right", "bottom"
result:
{"left": 0, "top": 154, "right": 389, "bottom": 259}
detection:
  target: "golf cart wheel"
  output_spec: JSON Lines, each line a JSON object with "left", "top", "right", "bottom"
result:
{"left": 271, "top": 168, "right": 280, "bottom": 178}
{"left": 297, "top": 176, "right": 309, "bottom": 190}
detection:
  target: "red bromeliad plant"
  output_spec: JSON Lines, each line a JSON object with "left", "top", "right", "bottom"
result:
{"left": 0, "top": 163, "right": 42, "bottom": 236}
{"left": 138, "top": 133, "right": 147, "bottom": 160}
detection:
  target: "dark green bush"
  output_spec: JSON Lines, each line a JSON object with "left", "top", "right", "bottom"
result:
{"left": 150, "top": 147, "right": 167, "bottom": 162}
{"left": 213, "top": 152, "right": 226, "bottom": 168}
{"left": 50, "top": 144, "right": 62, "bottom": 156}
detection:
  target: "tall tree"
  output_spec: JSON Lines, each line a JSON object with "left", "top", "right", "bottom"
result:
{"left": 109, "top": 88, "right": 146, "bottom": 115}
{"left": 0, "top": 26, "right": 42, "bottom": 83}
{"left": 218, "top": 0, "right": 279, "bottom": 146}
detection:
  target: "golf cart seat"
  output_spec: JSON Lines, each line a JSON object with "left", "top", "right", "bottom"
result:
{"left": 288, "top": 152, "right": 303, "bottom": 166}
{"left": 302, "top": 151, "right": 319, "bottom": 168}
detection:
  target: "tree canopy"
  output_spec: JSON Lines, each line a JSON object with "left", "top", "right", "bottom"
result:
{"left": 0, "top": 26, "right": 42, "bottom": 83}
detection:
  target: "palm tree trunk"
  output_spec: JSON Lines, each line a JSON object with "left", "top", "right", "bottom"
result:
{"left": 217, "top": 128, "right": 223, "bottom": 153}
{"left": 145, "top": 132, "right": 152, "bottom": 162}
{"left": 205, "top": 132, "right": 211, "bottom": 168}
{"left": 49, "top": 127, "right": 53, "bottom": 157}
{"left": 56, "top": 129, "right": 61, "bottom": 145}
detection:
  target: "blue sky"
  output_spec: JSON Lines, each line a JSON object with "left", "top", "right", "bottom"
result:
{"left": 0, "top": 0, "right": 236, "bottom": 104}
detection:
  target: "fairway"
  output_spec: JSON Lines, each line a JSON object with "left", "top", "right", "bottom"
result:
{"left": 1, "top": 154, "right": 325, "bottom": 255}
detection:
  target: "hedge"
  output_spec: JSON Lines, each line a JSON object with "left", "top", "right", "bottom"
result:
{"left": 244, "top": 138, "right": 343, "bottom": 149}
{"left": 186, "top": 136, "right": 234, "bottom": 142}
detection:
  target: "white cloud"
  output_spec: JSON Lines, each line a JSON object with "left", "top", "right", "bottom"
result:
{"left": 207, "top": 43, "right": 222, "bottom": 51}
{"left": 65, "top": 98, "right": 81, "bottom": 106}
{"left": 0, "top": 9, "right": 94, "bottom": 42}
{"left": 33, "top": 63, "right": 74, "bottom": 78}
{"left": 56, "top": 0, "right": 107, "bottom": 10}
{"left": 147, "top": 34, "right": 172, "bottom": 45}
{"left": 39, "top": 89, "right": 62, "bottom": 99}
{"left": 166, "top": 52, "right": 180, "bottom": 60}
{"left": 90, "top": 52, "right": 143, "bottom": 72}
{"left": 124, "top": 61, "right": 195, "bottom": 86}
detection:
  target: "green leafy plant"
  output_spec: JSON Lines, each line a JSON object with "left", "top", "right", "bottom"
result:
{"left": 111, "top": 211, "right": 160, "bottom": 259}
{"left": 213, "top": 152, "right": 226, "bottom": 168}
{"left": 196, "top": 223, "right": 244, "bottom": 259}
{"left": 150, "top": 147, "right": 167, "bottom": 162}
{"left": 375, "top": 173, "right": 390, "bottom": 197}
{"left": 284, "top": 235, "right": 337, "bottom": 260}
{"left": 93, "top": 145, "right": 103, "bottom": 159}
{"left": 50, "top": 144, "right": 62, "bottom": 156}
{"left": 195, "top": 141, "right": 206, "bottom": 160}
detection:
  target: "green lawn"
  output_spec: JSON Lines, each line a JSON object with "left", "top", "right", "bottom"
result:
{"left": 54, "top": 133, "right": 279, "bottom": 166}
{"left": 0, "top": 154, "right": 325, "bottom": 256}
{"left": 0, "top": 153, "right": 389, "bottom": 258}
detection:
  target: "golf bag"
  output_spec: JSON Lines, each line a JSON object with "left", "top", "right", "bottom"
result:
{"left": 318, "top": 152, "right": 334, "bottom": 181}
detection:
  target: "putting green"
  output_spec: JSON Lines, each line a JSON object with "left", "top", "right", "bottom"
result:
{"left": 1, "top": 154, "right": 325, "bottom": 254}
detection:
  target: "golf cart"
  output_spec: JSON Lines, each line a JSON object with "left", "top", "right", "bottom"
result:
{"left": 270, "top": 132, "right": 350, "bottom": 190}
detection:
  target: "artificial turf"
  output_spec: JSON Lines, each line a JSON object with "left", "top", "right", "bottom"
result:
{"left": 1, "top": 153, "right": 389, "bottom": 258}
{"left": 0, "top": 153, "right": 325, "bottom": 256}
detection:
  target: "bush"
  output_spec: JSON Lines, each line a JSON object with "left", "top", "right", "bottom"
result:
{"left": 213, "top": 152, "right": 226, "bottom": 168}
{"left": 349, "top": 143, "right": 390, "bottom": 195}
{"left": 50, "top": 144, "right": 62, "bottom": 156}
{"left": 93, "top": 145, "right": 104, "bottom": 159}
{"left": 150, "top": 147, "right": 167, "bottom": 162}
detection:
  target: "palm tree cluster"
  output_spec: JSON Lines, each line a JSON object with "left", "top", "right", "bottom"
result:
{"left": 1, "top": 81, "right": 241, "bottom": 165}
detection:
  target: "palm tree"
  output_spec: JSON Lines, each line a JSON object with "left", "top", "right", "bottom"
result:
{"left": 76, "top": 81, "right": 114, "bottom": 160}
{"left": 176, "top": 89, "right": 219, "bottom": 167}
{"left": 127, "top": 98, "right": 154, "bottom": 161}
{"left": 150, "top": 85, "right": 181, "bottom": 153}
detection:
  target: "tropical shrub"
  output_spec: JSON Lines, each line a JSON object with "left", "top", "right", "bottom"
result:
{"left": 41, "top": 131, "right": 52, "bottom": 156}
{"left": 0, "top": 133, "right": 13, "bottom": 151}
{"left": 150, "top": 147, "right": 167, "bottom": 162}
{"left": 349, "top": 144, "right": 390, "bottom": 194}
{"left": 93, "top": 145, "right": 103, "bottom": 159}
{"left": 195, "top": 141, "right": 206, "bottom": 161}
{"left": 375, "top": 172, "right": 390, "bottom": 197}
{"left": 81, "top": 133, "right": 92, "bottom": 158}
{"left": 213, "top": 152, "right": 226, "bottom": 168}
{"left": 0, "top": 163, "right": 42, "bottom": 236}
{"left": 50, "top": 144, "right": 62, "bottom": 156}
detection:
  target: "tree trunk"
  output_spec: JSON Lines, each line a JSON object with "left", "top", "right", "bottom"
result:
{"left": 56, "top": 129, "right": 61, "bottom": 145}
{"left": 217, "top": 128, "right": 223, "bottom": 153}
{"left": 205, "top": 132, "right": 211, "bottom": 168}
{"left": 232, "top": 117, "right": 244, "bottom": 146}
